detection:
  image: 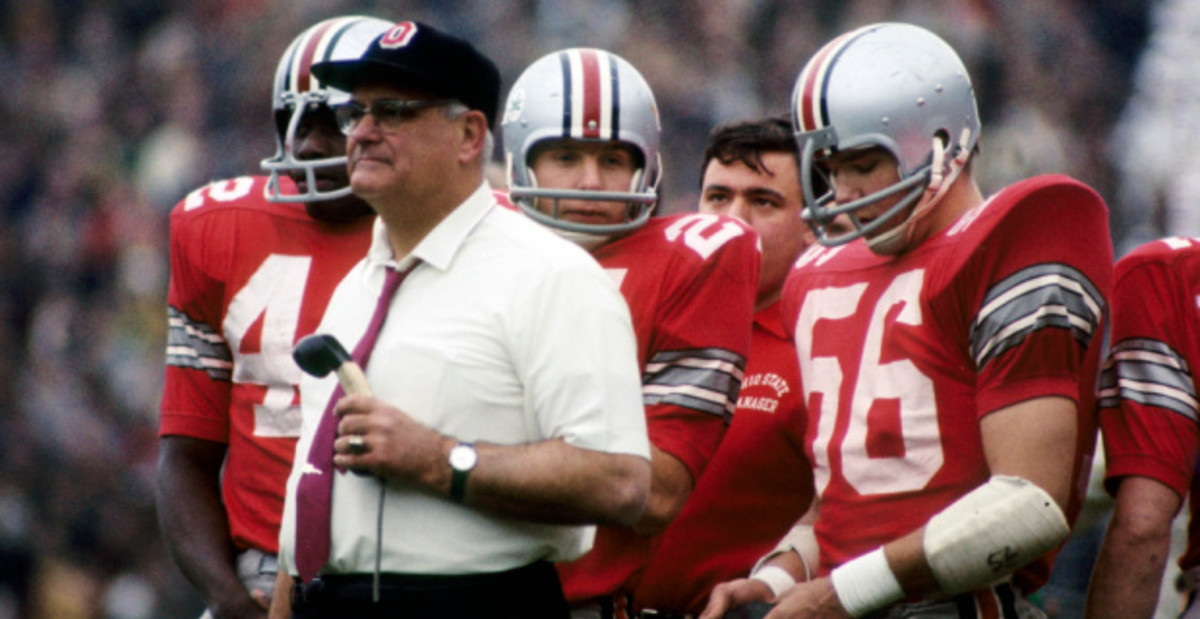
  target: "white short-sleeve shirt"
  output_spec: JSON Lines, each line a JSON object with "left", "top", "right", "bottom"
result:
{"left": 278, "top": 183, "right": 650, "bottom": 576}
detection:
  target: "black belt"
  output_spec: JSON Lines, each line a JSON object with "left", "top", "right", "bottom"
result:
{"left": 572, "top": 593, "right": 632, "bottom": 619}
{"left": 291, "top": 561, "right": 568, "bottom": 618}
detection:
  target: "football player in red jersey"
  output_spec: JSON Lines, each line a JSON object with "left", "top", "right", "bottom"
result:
{"left": 634, "top": 117, "right": 827, "bottom": 616}
{"left": 1086, "top": 237, "right": 1200, "bottom": 618}
{"left": 501, "top": 48, "right": 760, "bottom": 617}
{"left": 704, "top": 23, "right": 1113, "bottom": 619}
{"left": 154, "top": 16, "right": 390, "bottom": 618}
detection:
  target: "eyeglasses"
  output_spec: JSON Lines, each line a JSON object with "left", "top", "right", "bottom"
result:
{"left": 332, "top": 98, "right": 455, "bottom": 135}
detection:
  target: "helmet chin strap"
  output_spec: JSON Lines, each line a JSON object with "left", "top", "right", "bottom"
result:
{"left": 866, "top": 128, "right": 973, "bottom": 254}
{"left": 624, "top": 168, "right": 644, "bottom": 220}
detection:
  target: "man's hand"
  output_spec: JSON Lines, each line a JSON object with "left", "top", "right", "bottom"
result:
{"left": 702, "top": 577, "right": 852, "bottom": 619}
{"left": 156, "top": 436, "right": 269, "bottom": 619}
{"left": 332, "top": 394, "right": 452, "bottom": 492}
{"left": 701, "top": 578, "right": 773, "bottom": 619}
{"left": 761, "top": 578, "right": 849, "bottom": 619}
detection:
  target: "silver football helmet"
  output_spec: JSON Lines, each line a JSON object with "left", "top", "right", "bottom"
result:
{"left": 502, "top": 48, "right": 662, "bottom": 247}
{"left": 261, "top": 16, "right": 393, "bottom": 203}
{"left": 791, "top": 22, "right": 980, "bottom": 251}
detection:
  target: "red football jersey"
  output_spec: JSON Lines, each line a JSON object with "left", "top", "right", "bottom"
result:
{"left": 159, "top": 175, "right": 373, "bottom": 553}
{"left": 781, "top": 175, "right": 1112, "bottom": 592}
{"left": 558, "top": 212, "right": 760, "bottom": 603}
{"left": 1099, "top": 237, "right": 1200, "bottom": 570}
{"left": 634, "top": 302, "right": 813, "bottom": 614}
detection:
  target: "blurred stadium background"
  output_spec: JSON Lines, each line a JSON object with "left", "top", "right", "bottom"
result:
{"left": 1, "top": 0, "right": 1191, "bottom": 616}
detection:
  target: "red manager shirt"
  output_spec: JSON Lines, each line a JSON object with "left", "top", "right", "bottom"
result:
{"left": 634, "top": 302, "right": 813, "bottom": 614}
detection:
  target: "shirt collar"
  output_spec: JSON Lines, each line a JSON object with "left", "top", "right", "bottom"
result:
{"left": 366, "top": 182, "right": 496, "bottom": 272}
{"left": 755, "top": 300, "right": 787, "bottom": 339}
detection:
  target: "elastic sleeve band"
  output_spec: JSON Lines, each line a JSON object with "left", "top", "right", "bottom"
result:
{"left": 751, "top": 523, "right": 819, "bottom": 581}
{"left": 751, "top": 565, "right": 796, "bottom": 600}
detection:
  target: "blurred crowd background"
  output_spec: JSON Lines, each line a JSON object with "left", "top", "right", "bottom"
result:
{"left": 0, "top": 0, "right": 1193, "bottom": 616}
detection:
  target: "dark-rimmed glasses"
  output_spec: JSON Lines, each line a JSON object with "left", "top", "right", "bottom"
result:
{"left": 332, "top": 99, "right": 455, "bottom": 135}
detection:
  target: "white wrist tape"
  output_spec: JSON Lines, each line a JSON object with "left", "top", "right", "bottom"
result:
{"left": 830, "top": 547, "right": 905, "bottom": 617}
{"left": 751, "top": 566, "right": 796, "bottom": 600}
{"left": 752, "top": 523, "right": 820, "bottom": 581}
{"left": 923, "top": 475, "right": 1069, "bottom": 595}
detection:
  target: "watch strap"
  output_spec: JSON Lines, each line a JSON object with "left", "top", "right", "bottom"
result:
{"left": 449, "top": 442, "right": 475, "bottom": 503}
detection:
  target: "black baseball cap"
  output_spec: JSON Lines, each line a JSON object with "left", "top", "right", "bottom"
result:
{"left": 311, "top": 21, "right": 501, "bottom": 128}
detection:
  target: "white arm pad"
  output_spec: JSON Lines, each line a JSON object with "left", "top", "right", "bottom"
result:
{"left": 923, "top": 475, "right": 1069, "bottom": 595}
{"left": 751, "top": 522, "right": 820, "bottom": 581}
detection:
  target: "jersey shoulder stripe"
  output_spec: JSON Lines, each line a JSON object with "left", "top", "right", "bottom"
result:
{"left": 1098, "top": 337, "right": 1198, "bottom": 421}
{"left": 643, "top": 347, "right": 747, "bottom": 421}
{"left": 970, "top": 262, "right": 1105, "bottom": 368}
{"left": 166, "top": 306, "right": 233, "bottom": 380}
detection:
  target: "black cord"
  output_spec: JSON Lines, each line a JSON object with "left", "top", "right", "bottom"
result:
{"left": 374, "top": 483, "right": 384, "bottom": 602}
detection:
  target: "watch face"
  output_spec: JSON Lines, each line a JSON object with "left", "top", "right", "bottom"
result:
{"left": 450, "top": 444, "right": 477, "bottom": 471}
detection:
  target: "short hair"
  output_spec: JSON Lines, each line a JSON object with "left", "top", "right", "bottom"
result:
{"left": 699, "top": 116, "right": 796, "bottom": 188}
{"left": 442, "top": 101, "right": 494, "bottom": 172}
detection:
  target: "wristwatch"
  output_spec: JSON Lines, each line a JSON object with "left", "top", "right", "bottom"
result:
{"left": 448, "top": 442, "right": 477, "bottom": 503}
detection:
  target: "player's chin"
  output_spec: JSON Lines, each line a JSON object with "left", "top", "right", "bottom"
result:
{"left": 558, "top": 204, "right": 625, "bottom": 226}
{"left": 561, "top": 214, "right": 621, "bottom": 226}
{"left": 306, "top": 196, "right": 374, "bottom": 223}
{"left": 292, "top": 176, "right": 344, "bottom": 195}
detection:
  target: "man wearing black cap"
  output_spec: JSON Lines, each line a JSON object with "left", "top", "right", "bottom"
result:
{"left": 269, "top": 21, "right": 653, "bottom": 619}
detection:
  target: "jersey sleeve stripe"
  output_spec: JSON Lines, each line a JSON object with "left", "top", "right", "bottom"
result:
{"left": 1098, "top": 338, "right": 1198, "bottom": 421}
{"left": 642, "top": 348, "right": 747, "bottom": 421}
{"left": 166, "top": 306, "right": 233, "bottom": 381}
{"left": 970, "top": 264, "right": 1104, "bottom": 368}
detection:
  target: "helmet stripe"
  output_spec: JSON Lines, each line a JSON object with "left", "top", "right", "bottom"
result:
{"left": 608, "top": 52, "right": 621, "bottom": 138}
{"left": 573, "top": 49, "right": 599, "bottom": 139}
{"left": 796, "top": 27, "right": 869, "bottom": 133}
{"left": 579, "top": 49, "right": 602, "bottom": 138}
{"left": 277, "top": 38, "right": 302, "bottom": 99}
{"left": 317, "top": 19, "right": 355, "bottom": 66}
{"left": 559, "top": 49, "right": 618, "bottom": 140}
{"left": 558, "top": 51, "right": 572, "bottom": 136}
{"left": 295, "top": 19, "right": 339, "bottom": 94}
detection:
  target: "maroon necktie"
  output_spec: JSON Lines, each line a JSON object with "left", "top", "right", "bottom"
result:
{"left": 294, "top": 264, "right": 414, "bottom": 583}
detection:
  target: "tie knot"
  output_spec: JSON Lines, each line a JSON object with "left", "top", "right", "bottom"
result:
{"left": 382, "top": 265, "right": 409, "bottom": 296}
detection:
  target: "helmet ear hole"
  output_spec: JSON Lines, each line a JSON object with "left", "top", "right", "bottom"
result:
{"left": 934, "top": 129, "right": 951, "bottom": 152}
